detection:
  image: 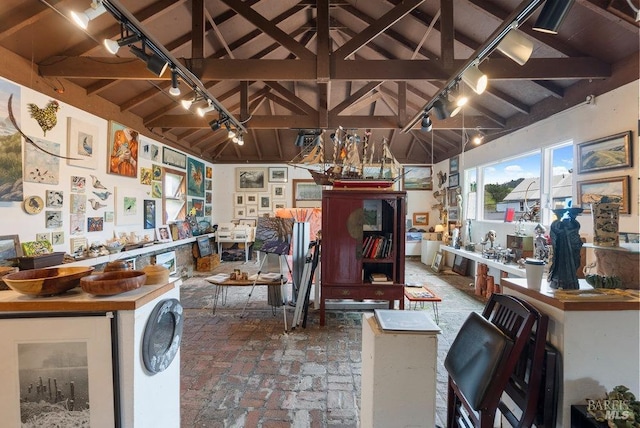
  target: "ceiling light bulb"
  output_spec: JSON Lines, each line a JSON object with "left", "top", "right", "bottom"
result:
{"left": 197, "top": 102, "right": 215, "bottom": 117}
{"left": 71, "top": 1, "right": 106, "bottom": 29}
{"left": 237, "top": 136, "right": 244, "bottom": 146}
{"left": 169, "top": 70, "right": 181, "bottom": 96}
{"left": 472, "top": 134, "right": 484, "bottom": 145}
{"left": 103, "top": 34, "right": 142, "bottom": 55}
{"left": 181, "top": 98, "right": 193, "bottom": 110}
{"left": 228, "top": 129, "right": 236, "bottom": 139}
{"left": 462, "top": 65, "right": 487, "bottom": 95}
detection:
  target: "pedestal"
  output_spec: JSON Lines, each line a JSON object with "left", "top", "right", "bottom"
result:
{"left": 360, "top": 313, "right": 440, "bottom": 428}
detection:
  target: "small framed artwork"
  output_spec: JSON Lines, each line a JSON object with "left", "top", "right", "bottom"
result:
{"left": 259, "top": 193, "right": 272, "bottom": 211}
{"left": 448, "top": 188, "right": 459, "bottom": 206}
{"left": 292, "top": 179, "right": 323, "bottom": 208}
{"left": 449, "top": 156, "right": 459, "bottom": 174}
{"left": 205, "top": 192, "right": 212, "bottom": 204}
{"left": 144, "top": 199, "right": 156, "bottom": 229}
{"left": 245, "top": 193, "right": 258, "bottom": 204}
{"left": 274, "top": 202, "right": 286, "bottom": 210}
{"left": 70, "top": 237, "right": 88, "bottom": 254}
{"left": 152, "top": 164, "right": 162, "bottom": 181}
{"left": 46, "top": 190, "right": 63, "bottom": 208}
{"left": 206, "top": 166, "right": 212, "bottom": 179}
{"left": 576, "top": 176, "right": 630, "bottom": 214}
{"left": 140, "top": 139, "right": 159, "bottom": 161}
{"left": 175, "top": 220, "right": 193, "bottom": 240}
{"left": 236, "top": 167, "right": 267, "bottom": 192}
{"left": 188, "top": 198, "right": 204, "bottom": 217}
{"left": 151, "top": 181, "right": 162, "bottom": 198}
{"left": 402, "top": 166, "right": 433, "bottom": 190}
{"left": 162, "top": 146, "right": 187, "bottom": 169}
{"left": 234, "top": 193, "right": 245, "bottom": 206}
{"left": 268, "top": 167, "right": 288, "bottom": 183}
{"left": 71, "top": 176, "right": 86, "bottom": 192}
{"left": 51, "top": 231, "right": 64, "bottom": 245}
{"left": 67, "top": 117, "right": 99, "bottom": 170}
{"left": 234, "top": 207, "right": 246, "bottom": 218}
{"left": 108, "top": 121, "right": 139, "bottom": 178}
{"left": 87, "top": 216, "right": 104, "bottom": 232}
{"left": 140, "top": 167, "right": 152, "bottom": 185}
{"left": 156, "top": 225, "right": 172, "bottom": 242}
{"left": 406, "top": 232, "right": 422, "bottom": 242}
{"left": 0, "top": 315, "right": 117, "bottom": 427}
{"left": 196, "top": 236, "right": 212, "bottom": 257}
{"left": 363, "top": 200, "right": 382, "bottom": 231}
{"left": 156, "top": 251, "right": 177, "bottom": 275}
{"left": 431, "top": 251, "right": 443, "bottom": 273}
{"left": 448, "top": 173, "right": 459, "bottom": 188}
{"left": 412, "top": 212, "right": 429, "bottom": 226}
{"left": 187, "top": 157, "right": 205, "bottom": 197}
{"left": 452, "top": 254, "right": 469, "bottom": 276}
{"left": 577, "top": 131, "right": 632, "bottom": 174}
{"left": 449, "top": 207, "right": 459, "bottom": 221}
{"left": 45, "top": 211, "right": 62, "bottom": 228}
{"left": 246, "top": 205, "right": 258, "bottom": 217}
{"left": 204, "top": 206, "right": 212, "bottom": 216}
{"left": 36, "top": 232, "right": 51, "bottom": 242}
{"left": 0, "top": 235, "right": 22, "bottom": 262}
{"left": 70, "top": 213, "right": 84, "bottom": 235}
{"left": 123, "top": 258, "right": 136, "bottom": 270}
{"left": 205, "top": 179, "right": 212, "bottom": 191}
{"left": 271, "top": 184, "right": 286, "bottom": 199}
{"left": 104, "top": 211, "right": 114, "bottom": 223}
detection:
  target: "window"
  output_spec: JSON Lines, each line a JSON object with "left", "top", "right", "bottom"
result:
{"left": 542, "top": 142, "right": 573, "bottom": 224}
{"left": 481, "top": 152, "right": 541, "bottom": 221}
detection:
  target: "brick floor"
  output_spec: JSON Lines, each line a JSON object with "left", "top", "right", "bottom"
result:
{"left": 180, "top": 259, "right": 485, "bottom": 427}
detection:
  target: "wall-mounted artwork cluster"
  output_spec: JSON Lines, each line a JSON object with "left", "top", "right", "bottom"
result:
{"left": 233, "top": 167, "right": 288, "bottom": 219}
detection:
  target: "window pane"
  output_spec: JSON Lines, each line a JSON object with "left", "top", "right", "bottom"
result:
{"left": 551, "top": 144, "right": 573, "bottom": 209}
{"left": 482, "top": 153, "right": 541, "bottom": 221}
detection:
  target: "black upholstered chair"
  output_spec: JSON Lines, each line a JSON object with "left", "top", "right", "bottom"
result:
{"left": 445, "top": 293, "right": 553, "bottom": 428}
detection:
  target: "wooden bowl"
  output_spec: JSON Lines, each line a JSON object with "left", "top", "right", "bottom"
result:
{"left": 3, "top": 266, "right": 94, "bottom": 296}
{"left": 80, "top": 271, "right": 147, "bottom": 296}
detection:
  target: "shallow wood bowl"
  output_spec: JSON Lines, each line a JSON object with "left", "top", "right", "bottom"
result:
{"left": 3, "top": 266, "right": 95, "bottom": 296}
{"left": 80, "top": 271, "right": 147, "bottom": 296}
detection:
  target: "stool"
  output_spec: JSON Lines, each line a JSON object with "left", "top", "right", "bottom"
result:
{"left": 404, "top": 286, "right": 442, "bottom": 324}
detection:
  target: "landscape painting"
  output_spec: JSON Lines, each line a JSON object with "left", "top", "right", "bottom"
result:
{"left": 577, "top": 131, "right": 632, "bottom": 174}
{"left": 402, "top": 166, "right": 432, "bottom": 190}
{"left": 577, "top": 176, "right": 629, "bottom": 214}
{"left": 0, "top": 80, "right": 22, "bottom": 202}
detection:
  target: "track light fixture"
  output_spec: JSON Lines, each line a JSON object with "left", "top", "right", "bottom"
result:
{"left": 421, "top": 114, "right": 433, "bottom": 132}
{"left": 472, "top": 129, "right": 485, "bottom": 145}
{"left": 130, "top": 44, "right": 169, "bottom": 77}
{"left": 497, "top": 28, "right": 534, "bottom": 65}
{"left": 225, "top": 123, "right": 236, "bottom": 139}
{"left": 197, "top": 100, "right": 216, "bottom": 117}
{"left": 209, "top": 115, "right": 228, "bottom": 131}
{"left": 533, "top": 0, "right": 575, "bottom": 34}
{"left": 294, "top": 131, "right": 306, "bottom": 147}
{"left": 446, "top": 91, "right": 468, "bottom": 118}
{"left": 461, "top": 64, "right": 488, "bottom": 95}
{"left": 431, "top": 99, "right": 450, "bottom": 120}
{"left": 103, "top": 33, "right": 141, "bottom": 55}
{"left": 237, "top": 135, "right": 244, "bottom": 146}
{"left": 71, "top": 0, "right": 106, "bottom": 29}
{"left": 181, "top": 98, "right": 194, "bottom": 110}
{"left": 169, "top": 68, "right": 181, "bottom": 96}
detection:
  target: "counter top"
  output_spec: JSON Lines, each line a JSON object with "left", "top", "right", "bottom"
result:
{"left": 0, "top": 279, "right": 178, "bottom": 313}
{"left": 501, "top": 278, "right": 639, "bottom": 311}
{"left": 439, "top": 245, "right": 526, "bottom": 277}
{"left": 583, "top": 242, "right": 640, "bottom": 254}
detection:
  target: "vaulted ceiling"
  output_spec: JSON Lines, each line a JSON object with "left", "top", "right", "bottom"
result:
{"left": 0, "top": 0, "right": 638, "bottom": 164}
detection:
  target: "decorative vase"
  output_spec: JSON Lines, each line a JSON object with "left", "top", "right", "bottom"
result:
{"left": 548, "top": 208, "right": 583, "bottom": 289}
{"left": 591, "top": 202, "right": 620, "bottom": 247}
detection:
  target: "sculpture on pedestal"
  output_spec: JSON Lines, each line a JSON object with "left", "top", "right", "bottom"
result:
{"left": 548, "top": 208, "right": 583, "bottom": 289}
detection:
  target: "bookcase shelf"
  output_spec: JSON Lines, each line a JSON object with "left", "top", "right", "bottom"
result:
{"left": 320, "top": 190, "right": 406, "bottom": 325}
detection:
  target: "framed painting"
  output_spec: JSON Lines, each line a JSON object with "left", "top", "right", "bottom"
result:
{"left": 234, "top": 193, "right": 245, "bottom": 206}
{"left": 188, "top": 198, "right": 204, "bottom": 217}
{"left": 577, "top": 131, "right": 632, "bottom": 174}
{"left": 187, "top": 157, "right": 205, "bottom": 197}
{"left": 449, "top": 207, "right": 460, "bottom": 221}
{"left": 36, "top": 232, "right": 51, "bottom": 242}
{"left": 448, "top": 173, "right": 459, "bottom": 188}
{"left": 0, "top": 315, "right": 117, "bottom": 427}
{"left": 51, "top": 231, "right": 64, "bottom": 245}
{"left": 115, "top": 187, "right": 142, "bottom": 226}
{"left": 67, "top": 117, "right": 99, "bottom": 170}
{"left": 236, "top": 167, "right": 267, "bottom": 192}
{"left": 449, "top": 156, "right": 459, "bottom": 174}
{"left": 402, "top": 166, "right": 432, "bottom": 190}
{"left": 292, "top": 179, "right": 322, "bottom": 208}
{"left": 452, "top": 254, "right": 469, "bottom": 276}
{"left": 431, "top": 251, "right": 443, "bottom": 273}
{"left": 0, "top": 79, "right": 22, "bottom": 202}
{"left": 107, "top": 121, "right": 139, "bottom": 178}
{"left": 144, "top": 199, "right": 156, "bottom": 229}
{"left": 140, "top": 167, "right": 152, "bottom": 185}
{"left": 45, "top": 210, "right": 62, "bottom": 228}
{"left": 246, "top": 205, "right": 258, "bottom": 217}
{"left": 577, "top": 176, "right": 630, "bottom": 214}
{"left": 156, "top": 251, "right": 177, "bottom": 274}
{"left": 175, "top": 220, "right": 193, "bottom": 240}
{"left": 196, "top": 236, "right": 212, "bottom": 257}
{"left": 206, "top": 166, "right": 212, "bottom": 179}
{"left": 71, "top": 176, "right": 86, "bottom": 192}
{"left": 245, "top": 193, "right": 258, "bottom": 204}
{"left": 46, "top": 190, "right": 63, "bottom": 208}
{"left": 24, "top": 137, "right": 60, "bottom": 184}
{"left": 162, "top": 146, "right": 186, "bottom": 169}
{"left": 271, "top": 184, "right": 286, "bottom": 199}
{"left": 363, "top": 200, "right": 382, "bottom": 231}
{"left": 0, "top": 235, "right": 22, "bottom": 263}
{"left": 234, "top": 207, "right": 246, "bottom": 218}
{"left": 413, "top": 212, "right": 429, "bottom": 226}
{"left": 140, "top": 138, "right": 159, "bottom": 161}
{"left": 268, "top": 167, "right": 288, "bottom": 183}
{"left": 87, "top": 216, "right": 104, "bottom": 232}
{"left": 156, "top": 225, "right": 172, "bottom": 242}
{"left": 259, "top": 193, "right": 272, "bottom": 211}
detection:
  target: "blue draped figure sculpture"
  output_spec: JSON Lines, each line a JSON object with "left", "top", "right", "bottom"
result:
{"left": 548, "top": 208, "right": 583, "bottom": 289}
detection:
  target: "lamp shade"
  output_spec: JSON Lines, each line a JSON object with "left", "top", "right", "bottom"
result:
{"left": 447, "top": 96, "right": 468, "bottom": 118}
{"left": 461, "top": 65, "right": 487, "bottom": 95}
{"left": 533, "top": 0, "right": 575, "bottom": 34}
{"left": 497, "top": 30, "right": 534, "bottom": 66}
{"left": 70, "top": 3, "right": 106, "bottom": 29}
{"left": 434, "top": 224, "right": 445, "bottom": 233}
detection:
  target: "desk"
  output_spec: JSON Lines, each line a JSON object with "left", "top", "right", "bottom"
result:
{"left": 404, "top": 286, "right": 441, "bottom": 324}
{"left": 205, "top": 276, "right": 286, "bottom": 317}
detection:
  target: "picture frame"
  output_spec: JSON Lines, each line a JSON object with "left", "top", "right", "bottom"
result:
{"left": 402, "top": 166, "right": 433, "bottom": 190}
{"left": 0, "top": 315, "right": 117, "bottom": 427}
{"left": 449, "top": 206, "right": 460, "bottom": 221}
{"left": 452, "top": 254, "right": 469, "bottom": 276}
{"left": 431, "top": 250, "right": 443, "bottom": 273}
{"left": 115, "top": 187, "right": 143, "bottom": 226}
{"left": 448, "top": 173, "right": 459, "bottom": 188}
{"left": 406, "top": 232, "right": 422, "bottom": 242}
{"left": 196, "top": 236, "right": 212, "bottom": 257}
{"left": 236, "top": 167, "right": 267, "bottom": 192}
{"left": 234, "top": 207, "right": 246, "bottom": 218}
{"left": 292, "top": 179, "right": 323, "bottom": 208}
{"left": 271, "top": 184, "right": 286, "bottom": 199}
{"left": 186, "top": 157, "right": 205, "bottom": 197}
{"left": 67, "top": 117, "right": 99, "bottom": 170}
{"left": 188, "top": 198, "right": 204, "bottom": 217}
{"left": 576, "top": 175, "right": 630, "bottom": 214}
{"left": 268, "top": 167, "right": 288, "bottom": 183}
{"left": 107, "top": 121, "right": 139, "bottom": 178}
{"left": 162, "top": 146, "right": 186, "bottom": 169}
{"left": 45, "top": 190, "right": 63, "bottom": 208}
{"left": 412, "top": 212, "right": 429, "bottom": 226}
{"left": 577, "top": 131, "right": 632, "bottom": 174}
{"left": 246, "top": 205, "right": 258, "bottom": 217}
{"left": 156, "top": 251, "right": 177, "bottom": 275}
{"left": 144, "top": 199, "right": 156, "bottom": 229}
{"left": 259, "top": 193, "right": 272, "bottom": 211}
{"left": 363, "top": 200, "right": 383, "bottom": 231}
{"left": 156, "top": 225, "right": 172, "bottom": 242}
{"left": 175, "top": 220, "right": 193, "bottom": 240}
{"left": 0, "top": 234, "right": 22, "bottom": 263}
{"left": 234, "top": 193, "right": 245, "bottom": 206}
{"left": 245, "top": 193, "right": 258, "bottom": 204}
{"left": 123, "top": 257, "right": 136, "bottom": 270}
{"left": 449, "top": 156, "right": 459, "bottom": 174}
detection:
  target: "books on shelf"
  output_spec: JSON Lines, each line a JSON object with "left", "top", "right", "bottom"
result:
{"left": 362, "top": 233, "right": 393, "bottom": 259}
{"left": 369, "top": 273, "right": 393, "bottom": 284}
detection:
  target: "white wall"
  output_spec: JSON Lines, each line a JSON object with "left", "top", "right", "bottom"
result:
{"left": 0, "top": 77, "right": 215, "bottom": 253}
{"left": 460, "top": 80, "right": 639, "bottom": 247}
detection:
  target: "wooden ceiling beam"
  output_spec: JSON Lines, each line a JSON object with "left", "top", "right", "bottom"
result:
{"left": 331, "top": 82, "right": 383, "bottom": 115}
{"left": 265, "top": 81, "right": 317, "bottom": 116}
{"left": 0, "top": 1, "right": 57, "bottom": 41}
{"left": 85, "top": 79, "right": 119, "bottom": 96}
{"left": 120, "top": 82, "right": 171, "bottom": 112}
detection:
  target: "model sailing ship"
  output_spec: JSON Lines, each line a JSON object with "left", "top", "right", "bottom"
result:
{"left": 290, "top": 127, "right": 402, "bottom": 189}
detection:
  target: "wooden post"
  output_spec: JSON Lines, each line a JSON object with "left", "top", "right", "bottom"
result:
{"left": 486, "top": 275, "right": 495, "bottom": 297}
{"left": 475, "top": 263, "right": 488, "bottom": 296}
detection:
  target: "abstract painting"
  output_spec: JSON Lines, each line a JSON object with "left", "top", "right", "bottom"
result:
{"left": 87, "top": 216, "right": 104, "bottom": 232}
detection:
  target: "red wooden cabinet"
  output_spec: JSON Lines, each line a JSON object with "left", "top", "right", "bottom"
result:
{"left": 320, "top": 190, "right": 406, "bottom": 325}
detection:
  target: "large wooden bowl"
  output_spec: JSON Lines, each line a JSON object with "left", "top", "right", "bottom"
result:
{"left": 80, "top": 271, "right": 147, "bottom": 296}
{"left": 3, "top": 266, "right": 94, "bottom": 296}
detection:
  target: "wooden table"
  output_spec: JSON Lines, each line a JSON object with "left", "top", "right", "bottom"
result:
{"left": 404, "top": 286, "right": 442, "bottom": 324}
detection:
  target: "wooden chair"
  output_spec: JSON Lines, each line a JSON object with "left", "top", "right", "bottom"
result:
{"left": 445, "top": 294, "right": 551, "bottom": 428}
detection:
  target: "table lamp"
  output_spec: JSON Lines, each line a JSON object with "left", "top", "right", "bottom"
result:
{"left": 435, "top": 224, "right": 445, "bottom": 242}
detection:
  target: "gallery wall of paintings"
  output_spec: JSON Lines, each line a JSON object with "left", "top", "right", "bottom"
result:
{"left": 0, "top": 76, "right": 216, "bottom": 256}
